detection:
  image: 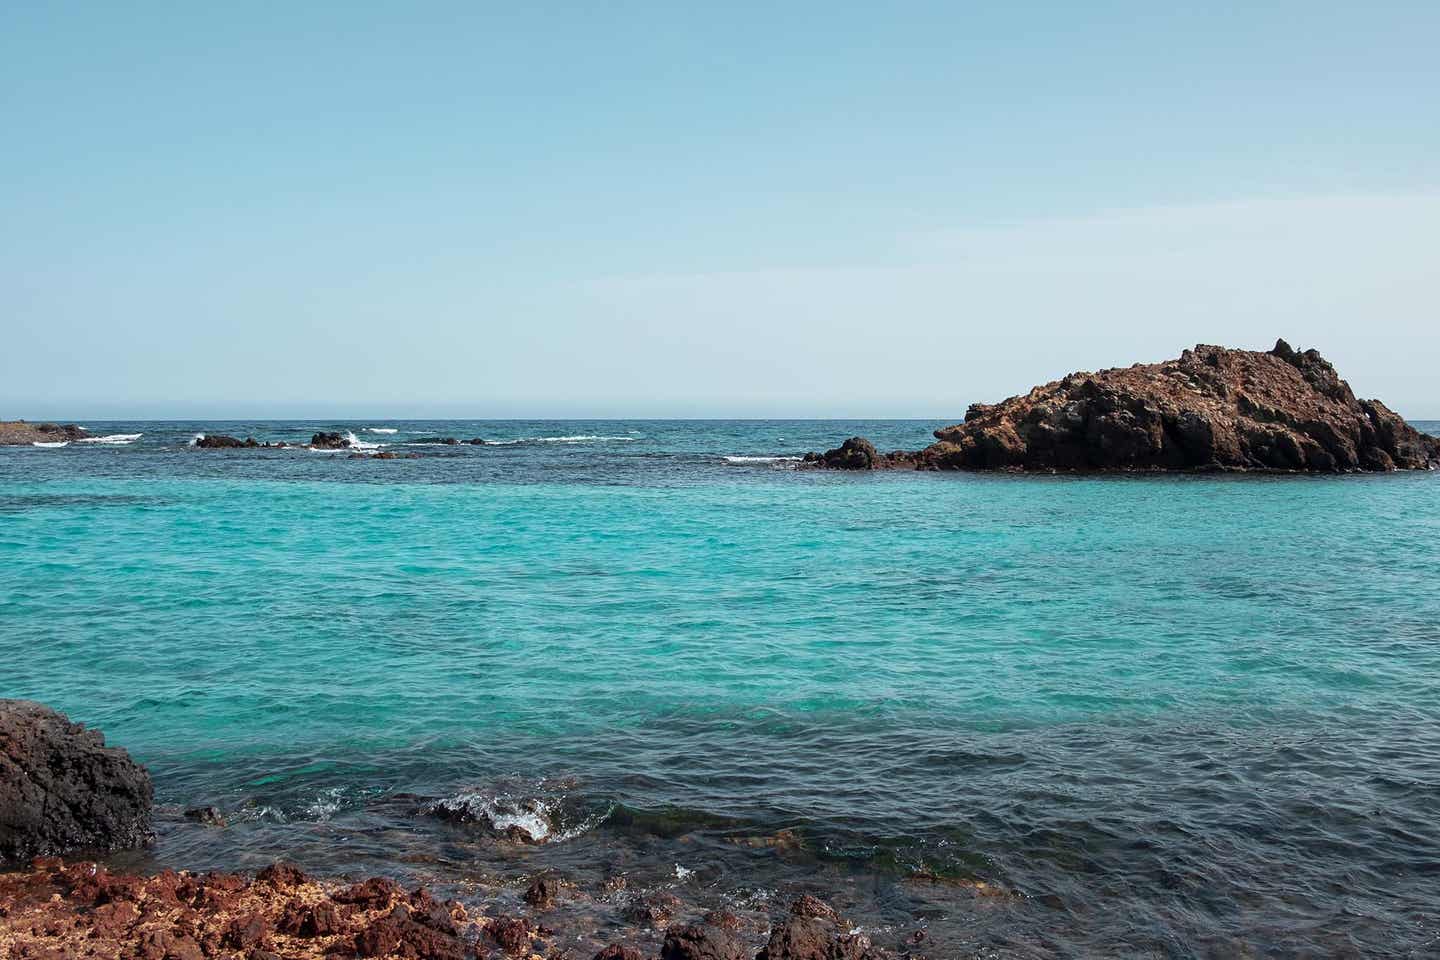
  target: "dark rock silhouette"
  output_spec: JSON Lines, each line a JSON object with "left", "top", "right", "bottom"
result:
{"left": 802, "top": 436, "right": 880, "bottom": 469}
{"left": 309, "top": 432, "right": 350, "bottom": 449}
{"left": 0, "top": 700, "right": 153, "bottom": 863}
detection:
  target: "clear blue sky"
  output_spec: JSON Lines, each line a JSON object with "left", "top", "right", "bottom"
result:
{"left": 3, "top": 2, "right": 1438, "bottom": 418}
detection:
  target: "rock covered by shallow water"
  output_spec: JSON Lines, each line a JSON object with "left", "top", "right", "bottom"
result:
{"left": 0, "top": 700, "right": 154, "bottom": 864}
{"left": 0, "top": 861, "right": 915, "bottom": 960}
{"left": 807, "top": 340, "right": 1440, "bottom": 472}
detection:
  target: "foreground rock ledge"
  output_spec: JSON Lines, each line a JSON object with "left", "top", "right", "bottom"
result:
{"left": 0, "top": 861, "right": 915, "bottom": 960}
{"left": 0, "top": 700, "right": 154, "bottom": 864}
{"left": 806, "top": 340, "right": 1440, "bottom": 472}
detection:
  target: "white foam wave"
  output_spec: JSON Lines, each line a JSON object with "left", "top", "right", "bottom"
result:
{"left": 723, "top": 455, "right": 802, "bottom": 464}
{"left": 487, "top": 435, "right": 638, "bottom": 445}
{"left": 77, "top": 433, "right": 142, "bottom": 444}
{"left": 305, "top": 787, "right": 346, "bottom": 821}
{"left": 31, "top": 441, "right": 68, "bottom": 448}
{"left": 426, "top": 789, "right": 609, "bottom": 844}
{"left": 343, "top": 431, "right": 382, "bottom": 451}
{"left": 188, "top": 433, "right": 204, "bottom": 447}
{"left": 365, "top": 427, "right": 398, "bottom": 434}
{"left": 429, "top": 793, "right": 556, "bottom": 842}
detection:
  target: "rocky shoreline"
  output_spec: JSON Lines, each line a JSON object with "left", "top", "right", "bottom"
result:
{"left": 805, "top": 340, "right": 1440, "bottom": 472}
{"left": 0, "top": 859, "right": 923, "bottom": 960}
{"left": 0, "top": 702, "right": 927, "bottom": 959}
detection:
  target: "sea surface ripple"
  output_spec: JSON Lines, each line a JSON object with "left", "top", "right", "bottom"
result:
{"left": 3, "top": 419, "right": 1439, "bottom": 957}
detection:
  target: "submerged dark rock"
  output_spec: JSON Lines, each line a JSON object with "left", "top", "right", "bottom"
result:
{"left": 524, "top": 873, "right": 563, "bottom": 910}
{"left": 193, "top": 434, "right": 267, "bottom": 449}
{"left": 808, "top": 341, "right": 1440, "bottom": 473}
{"left": 0, "top": 700, "right": 154, "bottom": 863}
{"left": 183, "top": 805, "right": 228, "bottom": 827}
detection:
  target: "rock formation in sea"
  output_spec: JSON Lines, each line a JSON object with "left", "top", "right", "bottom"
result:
{"left": 0, "top": 700, "right": 154, "bottom": 864}
{"left": 0, "top": 421, "right": 90, "bottom": 445}
{"left": 192, "top": 435, "right": 286, "bottom": 449}
{"left": 309, "top": 432, "right": 350, "bottom": 449}
{"left": 807, "top": 340, "right": 1440, "bottom": 472}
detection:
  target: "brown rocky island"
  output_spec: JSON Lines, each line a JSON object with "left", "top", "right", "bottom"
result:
{"left": 806, "top": 340, "right": 1439, "bottom": 472}
{"left": 0, "top": 422, "right": 90, "bottom": 446}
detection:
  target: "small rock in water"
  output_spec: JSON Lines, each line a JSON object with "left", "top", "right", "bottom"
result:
{"left": 662, "top": 922, "right": 750, "bottom": 960}
{"left": 183, "top": 805, "right": 227, "bottom": 827}
{"left": 488, "top": 914, "right": 532, "bottom": 954}
{"left": 524, "top": 873, "right": 562, "bottom": 910}
{"left": 624, "top": 890, "right": 682, "bottom": 927}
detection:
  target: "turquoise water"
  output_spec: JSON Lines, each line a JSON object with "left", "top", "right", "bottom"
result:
{"left": 3, "top": 421, "right": 1440, "bottom": 956}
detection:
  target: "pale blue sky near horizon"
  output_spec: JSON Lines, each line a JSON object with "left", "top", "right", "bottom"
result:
{"left": 3, "top": 2, "right": 1438, "bottom": 418}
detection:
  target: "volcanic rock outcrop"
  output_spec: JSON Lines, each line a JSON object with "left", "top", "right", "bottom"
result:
{"left": 808, "top": 340, "right": 1439, "bottom": 472}
{"left": 192, "top": 434, "right": 285, "bottom": 449}
{"left": 0, "top": 421, "right": 90, "bottom": 445}
{"left": 309, "top": 432, "right": 350, "bottom": 449}
{"left": 0, "top": 700, "right": 154, "bottom": 863}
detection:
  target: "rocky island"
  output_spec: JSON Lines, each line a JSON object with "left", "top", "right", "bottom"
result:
{"left": 807, "top": 340, "right": 1440, "bottom": 472}
{"left": 0, "top": 421, "right": 90, "bottom": 445}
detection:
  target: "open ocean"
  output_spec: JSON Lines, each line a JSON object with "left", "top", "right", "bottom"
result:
{"left": 3, "top": 419, "right": 1439, "bottom": 957}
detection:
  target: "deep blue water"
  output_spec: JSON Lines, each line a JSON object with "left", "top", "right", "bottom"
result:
{"left": 3, "top": 420, "right": 1440, "bottom": 957}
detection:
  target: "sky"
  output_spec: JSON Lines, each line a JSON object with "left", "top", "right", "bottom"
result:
{"left": 3, "top": 2, "right": 1438, "bottom": 418}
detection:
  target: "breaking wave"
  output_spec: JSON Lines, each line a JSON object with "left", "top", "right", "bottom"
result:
{"left": 486, "top": 435, "right": 639, "bottom": 446}
{"left": 77, "top": 433, "right": 143, "bottom": 445}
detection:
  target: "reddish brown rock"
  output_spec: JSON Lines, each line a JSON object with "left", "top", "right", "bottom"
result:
{"left": 255, "top": 862, "right": 309, "bottom": 889}
{"left": 223, "top": 912, "right": 272, "bottom": 949}
{"left": 334, "top": 876, "right": 403, "bottom": 908}
{"left": 488, "top": 914, "right": 533, "bottom": 954}
{"left": 757, "top": 897, "right": 889, "bottom": 960}
{"left": 594, "top": 944, "right": 647, "bottom": 960}
{"left": 661, "top": 922, "right": 750, "bottom": 960}
{"left": 808, "top": 341, "right": 1440, "bottom": 473}
{"left": 0, "top": 421, "right": 89, "bottom": 445}
{"left": 624, "top": 890, "right": 682, "bottom": 927}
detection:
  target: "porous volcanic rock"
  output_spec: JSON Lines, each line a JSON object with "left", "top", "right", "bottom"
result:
{"left": 808, "top": 341, "right": 1440, "bottom": 473}
{"left": 0, "top": 700, "right": 154, "bottom": 863}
